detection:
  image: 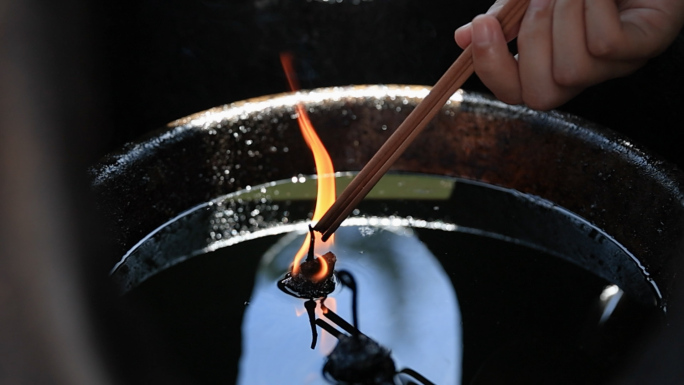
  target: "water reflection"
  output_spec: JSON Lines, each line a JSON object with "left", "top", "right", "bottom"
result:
{"left": 599, "top": 284, "right": 624, "bottom": 325}
{"left": 238, "top": 225, "right": 462, "bottom": 384}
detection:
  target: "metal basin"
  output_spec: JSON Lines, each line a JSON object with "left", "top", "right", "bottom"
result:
{"left": 91, "top": 85, "right": 684, "bottom": 383}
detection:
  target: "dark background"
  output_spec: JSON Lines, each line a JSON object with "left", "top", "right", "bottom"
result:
{"left": 98, "top": 0, "right": 684, "bottom": 168}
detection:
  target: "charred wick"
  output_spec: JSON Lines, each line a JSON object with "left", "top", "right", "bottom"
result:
{"left": 277, "top": 226, "right": 337, "bottom": 299}
{"left": 304, "top": 299, "right": 318, "bottom": 350}
{"left": 276, "top": 229, "right": 433, "bottom": 384}
{"left": 306, "top": 224, "right": 316, "bottom": 262}
{"left": 277, "top": 251, "right": 337, "bottom": 299}
{"left": 276, "top": 226, "right": 336, "bottom": 349}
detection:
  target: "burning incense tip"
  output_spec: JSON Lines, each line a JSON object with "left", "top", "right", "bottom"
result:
{"left": 277, "top": 251, "right": 337, "bottom": 299}
{"left": 301, "top": 251, "right": 336, "bottom": 282}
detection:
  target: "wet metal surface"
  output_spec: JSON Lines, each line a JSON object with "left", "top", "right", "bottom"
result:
{"left": 91, "top": 85, "right": 684, "bottom": 307}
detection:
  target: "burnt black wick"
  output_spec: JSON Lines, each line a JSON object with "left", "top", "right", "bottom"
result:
{"left": 276, "top": 227, "right": 337, "bottom": 300}
{"left": 276, "top": 234, "right": 434, "bottom": 384}
{"left": 305, "top": 299, "right": 318, "bottom": 349}
{"left": 306, "top": 225, "right": 316, "bottom": 262}
{"left": 276, "top": 225, "right": 338, "bottom": 348}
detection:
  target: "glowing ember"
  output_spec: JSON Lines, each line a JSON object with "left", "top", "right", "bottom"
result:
{"left": 312, "top": 255, "right": 330, "bottom": 282}
{"left": 280, "top": 52, "right": 336, "bottom": 278}
{"left": 277, "top": 251, "right": 337, "bottom": 299}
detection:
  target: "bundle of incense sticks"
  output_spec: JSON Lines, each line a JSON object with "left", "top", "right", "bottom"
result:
{"left": 314, "top": 0, "right": 530, "bottom": 240}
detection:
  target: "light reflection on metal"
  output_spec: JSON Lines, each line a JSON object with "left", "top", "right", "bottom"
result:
{"left": 167, "top": 86, "right": 461, "bottom": 130}
{"left": 599, "top": 284, "right": 624, "bottom": 324}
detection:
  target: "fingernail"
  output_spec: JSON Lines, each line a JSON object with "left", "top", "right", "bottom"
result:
{"left": 529, "top": 0, "right": 551, "bottom": 10}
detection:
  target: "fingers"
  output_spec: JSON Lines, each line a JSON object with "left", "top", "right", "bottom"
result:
{"left": 553, "top": 0, "right": 644, "bottom": 87}
{"left": 454, "top": 0, "right": 519, "bottom": 49}
{"left": 455, "top": 0, "right": 683, "bottom": 110}
{"left": 470, "top": 15, "right": 522, "bottom": 105}
{"left": 551, "top": 0, "right": 611, "bottom": 87}
{"left": 454, "top": 23, "right": 473, "bottom": 49}
{"left": 552, "top": 0, "right": 589, "bottom": 85}
{"left": 485, "top": 0, "right": 523, "bottom": 40}
{"left": 586, "top": 0, "right": 684, "bottom": 60}
{"left": 517, "top": 0, "right": 582, "bottom": 109}
{"left": 584, "top": 0, "right": 627, "bottom": 57}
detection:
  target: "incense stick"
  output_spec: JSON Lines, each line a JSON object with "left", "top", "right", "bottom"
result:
{"left": 314, "top": 0, "right": 530, "bottom": 241}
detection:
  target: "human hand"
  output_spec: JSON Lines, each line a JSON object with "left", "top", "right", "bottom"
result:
{"left": 454, "top": 0, "right": 684, "bottom": 110}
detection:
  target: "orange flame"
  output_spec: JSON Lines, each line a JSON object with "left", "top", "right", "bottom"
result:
{"left": 280, "top": 53, "right": 336, "bottom": 277}
{"left": 311, "top": 256, "right": 329, "bottom": 283}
